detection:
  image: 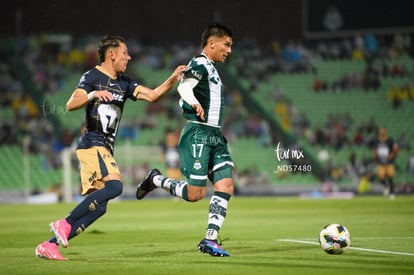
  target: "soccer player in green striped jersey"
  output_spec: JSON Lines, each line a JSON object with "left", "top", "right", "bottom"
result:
{"left": 136, "top": 23, "right": 234, "bottom": 256}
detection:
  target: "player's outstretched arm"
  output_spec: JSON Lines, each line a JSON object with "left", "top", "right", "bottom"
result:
{"left": 135, "top": 65, "right": 186, "bottom": 102}
{"left": 66, "top": 89, "right": 113, "bottom": 111}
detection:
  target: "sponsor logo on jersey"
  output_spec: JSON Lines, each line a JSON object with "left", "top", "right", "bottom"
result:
{"left": 111, "top": 93, "right": 125, "bottom": 102}
{"left": 191, "top": 69, "right": 202, "bottom": 80}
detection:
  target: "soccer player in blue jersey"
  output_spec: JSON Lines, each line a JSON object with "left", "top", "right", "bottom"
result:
{"left": 373, "top": 127, "right": 399, "bottom": 199}
{"left": 136, "top": 23, "right": 234, "bottom": 256}
{"left": 35, "top": 35, "right": 186, "bottom": 260}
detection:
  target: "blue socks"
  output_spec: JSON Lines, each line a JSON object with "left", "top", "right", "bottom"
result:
{"left": 64, "top": 180, "right": 122, "bottom": 239}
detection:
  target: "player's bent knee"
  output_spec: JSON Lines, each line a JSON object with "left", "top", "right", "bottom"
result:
{"left": 219, "top": 184, "right": 234, "bottom": 196}
{"left": 214, "top": 178, "right": 234, "bottom": 195}
{"left": 105, "top": 179, "right": 123, "bottom": 198}
{"left": 187, "top": 186, "right": 206, "bottom": 202}
{"left": 187, "top": 196, "right": 203, "bottom": 202}
{"left": 187, "top": 193, "right": 205, "bottom": 202}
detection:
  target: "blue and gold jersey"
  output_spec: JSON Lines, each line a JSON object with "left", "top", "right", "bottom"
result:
{"left": 374, "top": 138, "right": 396, "bottom": 165}
{"left": 76, "top": 66, "right": 139, "bottom": 154}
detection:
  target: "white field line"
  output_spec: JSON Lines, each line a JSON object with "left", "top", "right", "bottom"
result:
{"left": 277, "top": 239, "right": 414, "bottom": 257}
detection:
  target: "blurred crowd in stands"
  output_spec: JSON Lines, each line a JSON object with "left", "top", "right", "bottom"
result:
{"left": 0, "top": 30, "right": 413, "bottom": 189}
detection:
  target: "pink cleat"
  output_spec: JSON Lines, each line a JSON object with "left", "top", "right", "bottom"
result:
{"left": 49, "top": 219, "right": 71, "bottom": 248}
{"left": 35, "top": 241, "right": 68, "bottom": 260}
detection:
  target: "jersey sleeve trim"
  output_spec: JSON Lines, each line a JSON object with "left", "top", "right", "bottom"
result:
{"left": 132, "top": 85, "right": 143, "bottom": 99}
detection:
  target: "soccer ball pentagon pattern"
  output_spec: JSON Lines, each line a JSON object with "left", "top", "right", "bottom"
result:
{"left": 319, "top": 223, "right": 351, "bottom": 254}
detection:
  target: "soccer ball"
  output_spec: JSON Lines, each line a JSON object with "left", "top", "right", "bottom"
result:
{"left": 319, "top": 223, "right": 351, "bottom": 254}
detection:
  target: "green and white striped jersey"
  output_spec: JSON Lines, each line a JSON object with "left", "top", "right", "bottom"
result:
{"left": 179, "top": 54, "right": 224, "bottom": 127}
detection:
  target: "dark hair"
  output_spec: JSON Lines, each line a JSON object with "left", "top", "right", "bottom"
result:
{"left": 98, "top": 35, "right": 127, "bottom": 62}
{"left": 200, "top": 23, "right": 233, "bottom": 48}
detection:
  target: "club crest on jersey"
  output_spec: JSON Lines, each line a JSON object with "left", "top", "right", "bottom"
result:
{"left": 193, "top": 160, "right": 202, "bottom": 170}
{"left": 209, "top": 76, "right": 220, "bottom": 84}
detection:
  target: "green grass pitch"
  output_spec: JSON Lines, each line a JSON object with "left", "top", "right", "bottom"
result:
{"left": 0, "top": 196, "right": 413, "bottom": 274}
